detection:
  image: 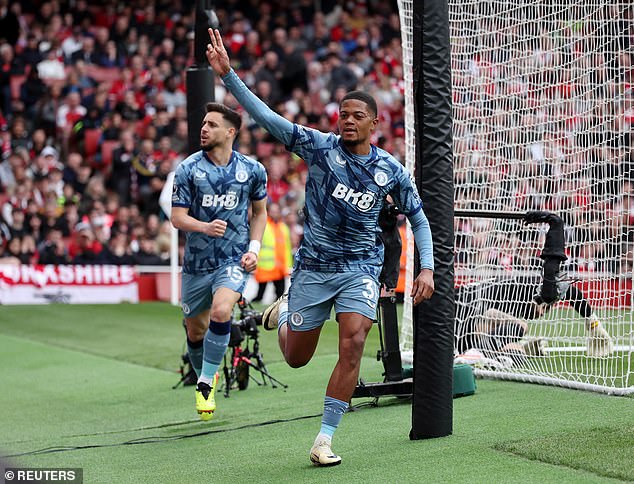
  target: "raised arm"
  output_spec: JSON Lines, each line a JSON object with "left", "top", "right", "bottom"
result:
{"left": 206, "top": 28, "right": 295, "bottom": 145}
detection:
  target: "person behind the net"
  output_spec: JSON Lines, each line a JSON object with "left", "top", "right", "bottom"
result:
{"left": 170, "top": 102, "right": 267, "bottom": 421}
{"left": 206, "top": 29, "right": 435, "bottom": 467}
{"left": 455, "top": 211, "right": 613, "bottom": 361}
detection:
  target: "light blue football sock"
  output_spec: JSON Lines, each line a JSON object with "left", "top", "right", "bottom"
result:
{"left": 199, "top": 320, "right": 231, "bottom": 386}
{"left": 319, "top": 396, "right": 349, "bottom": 438}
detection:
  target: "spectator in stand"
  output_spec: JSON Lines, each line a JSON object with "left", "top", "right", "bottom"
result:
{"left": 19, "top": 233, "right": 37, "bottom": 263}
{"left": 134, "top": 232, "right": 168, "bottom": 265}
{"left": 266, "top": 155, "right": 290, "bottom": 203}
{"left": 254, "top": 51, "right": 283, "bottom": 105}
{"left": 56, "top": 91, "right": 86, "bottom": 140}
{"left": 0, "top": 151, "right": 23, "bottom": 191}
{"left": 9, "top": 116, "right": 30, "bottom": 152}
{"left": 0, "top": 0, "right": 21, "bottom": 47}
{"left": 20, "top": 68, "right": 48, "bottom": 119}
{"left": 162, "top": 74, "right": 186, "bottom": 114}
{"left": 108, "top": 130, "right": 138, "bottom": 205}
{"left": 70, "top": 34, "right": 98, "bottom": 65}
{"left": 61, "top": 26, "right": 84, "bottom": 62}
{"left": 37, "top": 47, "right": 66, "bottom": 81}
{"left": 37, "top": 227, "right": 71, "bottom": 265}
{"left": 100, "top": 230, "right": 135, "bottom": 265}
{"left": 0, "top": 234, "right": 21, "bottom": 264}
{"left": 7, "top": 206, "right": 26, "bottom": 239}
{"left": 0, "top": 43, "right": 24, "bottom": 115}
{"left": 325, "top": 51, "right": 358, "bottom": 98}
{"left": 68, "top": 222, "right": 103, "bottom": 264}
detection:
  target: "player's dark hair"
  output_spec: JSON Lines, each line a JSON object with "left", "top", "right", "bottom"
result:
{"left": 341, "top": 91, "right": 378, "bottom": 118}
{"left": 206, "top": 102, "right": 242, "bottom": 131}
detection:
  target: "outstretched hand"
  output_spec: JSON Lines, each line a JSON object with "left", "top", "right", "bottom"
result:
{"left": 206, "top": 28, "right": 231, "bottom": 77}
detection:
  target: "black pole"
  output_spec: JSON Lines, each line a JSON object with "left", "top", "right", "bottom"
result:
{"left": 454, "top": 210, "right": 526, "bottom": 220}
{"left": 186, "top": 0, "right": 217, "bottom": 153}
{"left": 410, "top": 0, "right": 454, "bottom": 439}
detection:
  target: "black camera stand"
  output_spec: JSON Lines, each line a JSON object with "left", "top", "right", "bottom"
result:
{"left": 221, "top": 300, "right": 288, "bottom": 398}
{"left": 352, "top": 291, "right": 413, "bottom": 400}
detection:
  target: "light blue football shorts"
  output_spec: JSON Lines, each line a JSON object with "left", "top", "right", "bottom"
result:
{"left": 181, "top": 264, "right": 248, "bottom": 317}
{"left": 286, "top": 269, "right": 380, "bottom": 332}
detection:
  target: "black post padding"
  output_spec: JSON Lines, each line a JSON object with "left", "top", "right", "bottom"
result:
{"left": 194, "top": 0, "right": 219, "bottom": 67}
{"left": 187, "top": 1, "right": 217, "bottom": 154}
{"left": 186, "top": 68, "right": 215, "bottom": 154}
{"left": 410, "top": 0, "right": 454, "bottom": 439}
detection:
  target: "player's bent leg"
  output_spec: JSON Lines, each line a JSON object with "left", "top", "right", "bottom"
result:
{"left": 209, "top": 287, "right": 241, "bottom": 323}
{"left": 184, "top": 312, "right": 211, "bottom": 342}
{"left": 184, "top": 312, "right": 211, "bottom": 378}
{"left": 309, "top": 312, "right": 371, "bottom": 466}
{"left": 186, "top": 309, "right": 221, "bottom": 421}
{"left": 282, "top": 325, "right": 322, "bottom": 368}
{"left": 262, "top": 291, "right": 288, "bottom": 331}
{"left": 327, "top": 312, "right": 373, "bottom": 402}
{"left": 196, "top": 288, "right": 240, "bottom": 420}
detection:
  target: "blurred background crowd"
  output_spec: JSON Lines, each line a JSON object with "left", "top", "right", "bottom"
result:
{"left": 451, "top": 3, "right": 634, "bottom": 276}
{"left": 0, "top": 0, "right": 631, "bottom": 278}
{"left": 0, "top": 0, "right": 406, "bottom": 272}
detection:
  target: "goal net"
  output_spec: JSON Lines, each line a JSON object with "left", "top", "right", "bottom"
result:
{"left": 398, "top": 0, "right": 633, "bottom": 395}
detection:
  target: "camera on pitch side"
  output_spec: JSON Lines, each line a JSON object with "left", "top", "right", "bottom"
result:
{"left": 234, "top": 306, "right": 262, "bottom": 338}
{"left": 229, "top": 302, "right": 263, "bottom": 347}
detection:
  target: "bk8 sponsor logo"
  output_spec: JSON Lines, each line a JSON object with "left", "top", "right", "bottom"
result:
{"left": 201, "top": 192, "right": 239, "bottom": 209}
{"left": 331, "top": 183, "right": 376, "bottom": 212}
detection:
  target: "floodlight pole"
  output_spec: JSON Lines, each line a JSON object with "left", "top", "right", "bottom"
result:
{"left": 168, "top": 1, "right": 217, "bottom": 306}
{"left": 186, "top": 0, "right": 217, "bottom": 153}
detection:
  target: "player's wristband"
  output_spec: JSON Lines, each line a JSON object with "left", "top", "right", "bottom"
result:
{"left": 248, "top": 240, "right": 261, "bottom": 256}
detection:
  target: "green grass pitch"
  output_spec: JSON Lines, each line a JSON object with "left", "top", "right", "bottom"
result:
{"left": 0, "top": 303, "right": 632, "bottom": 483}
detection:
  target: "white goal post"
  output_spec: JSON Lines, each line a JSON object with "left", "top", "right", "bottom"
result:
{"left": 398, "top": 0, "right": 633, "bottom": 395}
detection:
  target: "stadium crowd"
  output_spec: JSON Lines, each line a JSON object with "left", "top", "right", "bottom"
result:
{"left": 0, "top": 0, "right": 407, "bottom": 268}
{"left": 0, "top": 0, "right": 631, "bottom": 277}
{"left": 451, "top": 3, "right": 634, "bottom": 275}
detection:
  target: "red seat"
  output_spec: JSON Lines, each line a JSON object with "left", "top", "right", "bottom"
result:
{"left": 83, "top": 129, "right": 101, "bottom": 158}
{"left": 101, "top": 140, "right": 119, "bottom": 168}
{"left": 10, "top": 75, "right": 26, "bottom": 100}
{"left": 84, "top": 65, "right": 121, "bottom": 84}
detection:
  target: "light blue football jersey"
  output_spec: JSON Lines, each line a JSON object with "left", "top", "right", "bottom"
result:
{"left": 290, "top": 126, "right": 422, "bottom": 274}
{"left": 222, "top": 69, "right": 431, "bottom": 275}
{"left": 172, "top": 150, "right": 267, "bottom": 274}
